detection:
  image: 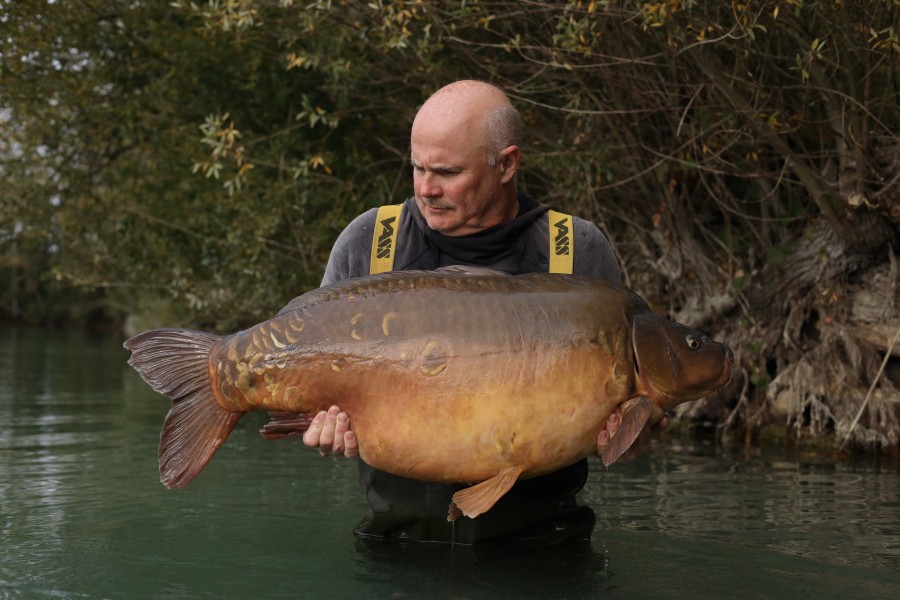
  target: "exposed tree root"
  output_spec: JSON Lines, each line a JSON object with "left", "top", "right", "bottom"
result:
{"left": 653, "top": 218, "right": 899, "bottom": 454}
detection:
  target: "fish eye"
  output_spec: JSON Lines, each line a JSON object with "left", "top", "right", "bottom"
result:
{"left": 686, "top": 335, "right": 702, "bottom": 350}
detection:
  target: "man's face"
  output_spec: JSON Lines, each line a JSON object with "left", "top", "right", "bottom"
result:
{"left": 410, "top": 114, "right": 515, "bottom": 237}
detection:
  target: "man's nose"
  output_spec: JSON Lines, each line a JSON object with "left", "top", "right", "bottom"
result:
{"left": 418, "top": 173, "right": 441, "bottom": 198}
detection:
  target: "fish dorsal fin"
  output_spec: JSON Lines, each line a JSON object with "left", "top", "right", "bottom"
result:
{"left": 448, "top": 465, "right": 524, "bottom": 521}
{"left": 599, "top": 396, "right": 653, "bottom": 467}
{"left": 275, "top": 267, "right": 510, "bottom": 317}
{"left": 434, "top": 265, "right": 508, "bottom": 277}
{"left": 274, "top": 287, "right": 344, "bottom": 317}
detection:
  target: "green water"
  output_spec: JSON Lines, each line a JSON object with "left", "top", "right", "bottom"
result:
{"left": 1, "top": 328, "right": 898, "bottom": 599}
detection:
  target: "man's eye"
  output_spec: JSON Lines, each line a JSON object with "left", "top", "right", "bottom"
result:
{"left": 412, "top": 166, "right": 459, "bottom": 176}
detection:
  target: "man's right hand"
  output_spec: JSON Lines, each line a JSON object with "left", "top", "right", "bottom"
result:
{"left": 302, "top": 405, "right": 359, "bottom": 458}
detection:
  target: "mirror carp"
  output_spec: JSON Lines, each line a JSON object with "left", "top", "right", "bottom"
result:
{"left": 125, "top": 267, "right": 733, "bottom": 521}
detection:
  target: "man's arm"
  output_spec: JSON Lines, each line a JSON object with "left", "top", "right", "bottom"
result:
{"left": 320, "top": 208, "right": 379, "bottom": 287}
{"left": 572, "top": 216, "right": 622, "bottom": 284}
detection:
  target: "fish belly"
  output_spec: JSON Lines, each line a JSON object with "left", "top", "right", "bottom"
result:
{"left": 350, "top": 344, "right": 621, "bottom": 483}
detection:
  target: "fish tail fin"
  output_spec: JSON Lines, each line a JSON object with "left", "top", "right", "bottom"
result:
{"left": 124, "top": 328, "right": 243, "bottom": 489}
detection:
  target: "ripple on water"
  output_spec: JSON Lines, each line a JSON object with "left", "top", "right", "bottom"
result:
{"left": 587, "top": 442, "right": 900, "bottom": 574}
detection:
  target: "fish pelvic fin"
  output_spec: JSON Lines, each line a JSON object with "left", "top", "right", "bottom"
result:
{"left": 259, "top": 412, "right": 314, "bottom": 440}
{"left": 600, "top": 396, "right": 653, "bottom": 467}
{"left": 448, "top": 465, "right": 524, "bottom": 521}
{"left": 124, "top": 328, "right": 243, "bottom": 489}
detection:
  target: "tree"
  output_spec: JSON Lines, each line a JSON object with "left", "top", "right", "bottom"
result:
{"left": 2, "top": 0, "right": 898, "bottom": 451}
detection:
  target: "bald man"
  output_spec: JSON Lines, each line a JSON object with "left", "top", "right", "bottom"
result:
{"left": 307, "top": 81, "right": 663, "bottom": 547}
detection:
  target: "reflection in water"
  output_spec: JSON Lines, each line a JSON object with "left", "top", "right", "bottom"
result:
{"left": 353, "top": 536, "right": 610, "bottom": 597}
{"left": 1, "top": 328, "right": 899, "bottom": 599}
{"left": 588, "top": 443, "right": 900, "bottom": 573}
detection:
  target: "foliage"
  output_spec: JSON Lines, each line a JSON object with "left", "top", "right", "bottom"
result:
{"left": 2, "top": 0, "right": 898, "bottom": 445}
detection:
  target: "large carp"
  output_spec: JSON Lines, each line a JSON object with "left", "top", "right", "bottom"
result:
{"left": 125, "top": 267, "right": 733, "bottom": 521}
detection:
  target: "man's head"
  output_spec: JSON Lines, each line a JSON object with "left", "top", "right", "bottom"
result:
{"left": 410, "top": 80, "right": 522, "bottom": 237}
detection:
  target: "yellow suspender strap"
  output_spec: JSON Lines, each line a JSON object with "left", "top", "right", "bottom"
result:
{"left": 370, "top": 204, "right": 404, "bottom": 274}
{"left": 548, "top": 209, "right": 574, "bottom": 274}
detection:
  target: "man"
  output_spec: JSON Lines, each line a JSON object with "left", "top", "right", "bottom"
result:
{"left": 304, "top": 80, "right": 664, "bottom": 547}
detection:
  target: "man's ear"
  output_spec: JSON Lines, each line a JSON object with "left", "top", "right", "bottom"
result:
{"left": 498, "top": 145, "right": 520, "bottom": 184}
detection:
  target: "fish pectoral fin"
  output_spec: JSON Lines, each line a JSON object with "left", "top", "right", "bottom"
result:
{"left": 259, "top": 411, "right": 314, "bottom": 440}
{"left": 448, "top": 465, "right": 524, "bottom": 522}
{"left": 600, "top": 396, "right": 653, "bottom": 467}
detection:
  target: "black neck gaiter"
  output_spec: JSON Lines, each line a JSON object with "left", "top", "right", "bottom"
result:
{"left": 409, "top": 194, "right": 549, "bottom": 272}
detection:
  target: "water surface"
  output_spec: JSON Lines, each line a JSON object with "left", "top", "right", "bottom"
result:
{"left": 1, "top": 328, "right": 898, "bottom": 599}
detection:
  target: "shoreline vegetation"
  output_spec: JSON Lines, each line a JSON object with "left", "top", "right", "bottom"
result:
{"left": 2, "top": 1, "right": 898, "bottom": 454}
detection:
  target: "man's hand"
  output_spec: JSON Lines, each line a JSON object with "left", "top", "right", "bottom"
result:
{"left": 302, "top": 405, "right": 359, "bottom": 458}
{"left": 596, "top": 408, "right": 670, "bottom": 463}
